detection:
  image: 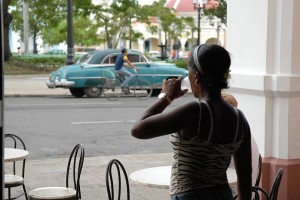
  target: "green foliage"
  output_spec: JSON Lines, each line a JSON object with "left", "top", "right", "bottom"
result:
{"left": 204, "top": 0, "right": 227, "bottom": 26}
{"left": 91, "top": 0, "right": 149, "bottom": 48}
{"left": 7, "top": 0, "right": 202, "bottom": 52}
{"left": 4, "top": 55, "right": 70, "bottom": 75}
{"left": 11, "top": 54, "right": 67, "bottom": 65}
{"left": 167, "top": 59, "right": 188, "bottom": 69}
{"left": 141, "top": 0, "right": 195, "bottom": 46}
{"left": 42, "top": 16, "right": 101, "bottom": 46}
{"left": 10, "top": 0, "right": 95, "bottom": 47}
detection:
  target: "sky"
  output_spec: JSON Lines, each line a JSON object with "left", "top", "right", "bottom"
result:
{"left": 137, "top": 0, "right": 158, "bottom": 5}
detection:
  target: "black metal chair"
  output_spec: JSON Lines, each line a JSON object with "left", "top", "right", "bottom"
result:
{"left": 254, "top": 154, "right": 263, "bottom": 187}
{"left": 28, "top": 144, "right": 85, "bottom": 200}
{"left": 106, "top": 159, "right": 130, "bottom": 200}
{"left": 251, "top": 168, "right": 284, "bottom": 200}
{"left": 4, "top": 133, "right": 29, "bottom": 200}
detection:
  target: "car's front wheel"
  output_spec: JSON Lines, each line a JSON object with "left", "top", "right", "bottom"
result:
{"left": 69, "top": 88, "right": 85, "bottom": 98}
{"left": 84, "top": 87, "right": 102, "bottom": 98}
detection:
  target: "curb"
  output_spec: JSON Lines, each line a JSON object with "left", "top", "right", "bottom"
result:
{"left": 4, "top": 94, "right": 71, "bottom": 97}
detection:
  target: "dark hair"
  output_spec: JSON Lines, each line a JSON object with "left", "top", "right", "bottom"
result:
{"left": 189, "top": 44, "right": 231, "bottom": 91}
{"left": 121, "top": 48, "right": 127, "bottom": 54}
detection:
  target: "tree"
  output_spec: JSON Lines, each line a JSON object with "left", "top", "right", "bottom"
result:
{"left": 142, "top": 0, "right": 195, "bottom": 52}
{"left": 3, "top": 0, "right": 12, "bottom": 61}
{"left": 10, "top": 0, "right": 94, "bottom": 53}
{"left": 42, "top": 16, "right": 100, "bottom": 47}
{"left": 91, "top": 0, "right": 146, "bottom": 49}
{"left": 181, "top": 16, "right": 197, "bottom": 48}
{"left": 204, "top": 0, "right": 227, "bottom": 26}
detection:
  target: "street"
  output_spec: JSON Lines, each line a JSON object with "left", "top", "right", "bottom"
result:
{"left": 4, "top": 95, "right": 195, "bottom": 160}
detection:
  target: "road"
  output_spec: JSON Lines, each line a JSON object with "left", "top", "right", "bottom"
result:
{"left": 4, "top": 95, "right": 195, "bottom": 160}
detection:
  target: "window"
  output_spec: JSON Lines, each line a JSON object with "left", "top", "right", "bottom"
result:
{"left": 128, "top": 54, "right": 147, "bottom": 63}
{"left": 111, "top": 56, "right": 118, "bottom": 64}
{"left": 102, "top": 57, "right": 110, "bottom": 64}
{"left": 78, "top": 54, "right": 92, "bottom": 64}
{"left": 102, "top": 55, "right": 118, "bottom": 64}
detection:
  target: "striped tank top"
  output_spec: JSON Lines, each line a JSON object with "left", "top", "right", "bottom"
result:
{"left": 169, "top": 101, "right": 244, "bottom": 195}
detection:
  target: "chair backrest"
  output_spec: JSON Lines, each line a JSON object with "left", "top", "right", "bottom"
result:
{"left": 269, "top": 168, "right": 284, "bottom": 200}
{"left": 66, "top": 144, "right": 85, "bottom": 199}
{"left": 251, "top": 168, "right": 284, "bottom": 200}
{"left": 4, "top": 133, "right": 27, "bottom": 176}
{"left": 106, "top": 159, "right": 130, "bottom": 200}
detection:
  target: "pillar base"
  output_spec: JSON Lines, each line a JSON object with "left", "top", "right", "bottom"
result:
{"left": 262, "top": 157, "right": 300, "bottom": 200}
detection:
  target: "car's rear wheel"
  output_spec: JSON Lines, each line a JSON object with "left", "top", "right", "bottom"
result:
{"left": 84, "top": 87, "right": 102, "bottom": 98}
{"left": 69, "top": 88, "right": 85, "bottom": 98}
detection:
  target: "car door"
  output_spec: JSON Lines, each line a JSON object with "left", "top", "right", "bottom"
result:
{"left": 127, "top": 54, "right": 154, "bottom": 84}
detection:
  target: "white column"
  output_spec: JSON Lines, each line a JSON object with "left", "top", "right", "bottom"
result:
{"left": 226, "top": 0, "right": 300, "bottom": 159}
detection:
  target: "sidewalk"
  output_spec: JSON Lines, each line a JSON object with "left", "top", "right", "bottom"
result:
{"left": 4, "top": 75, "right": 172, "bottom": 200}
{"left": 23, "top": 153, "right": 172, "bottom": 200}
{"left": 4, "top": 75, "right": 71, "bottom": 97}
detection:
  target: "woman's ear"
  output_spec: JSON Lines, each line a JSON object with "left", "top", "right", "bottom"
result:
{"left": 194, "top": 72, "right": 200, "bottom": 85}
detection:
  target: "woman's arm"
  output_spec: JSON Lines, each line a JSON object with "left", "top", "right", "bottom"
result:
{"left": 131, "top": 77, "right": 191, "bottom": 139}
{"left": 131, "top": 99, "right": 198, "bottom": 139}
{"left": 233, "top": 111, "right": 252, "bottom": 200}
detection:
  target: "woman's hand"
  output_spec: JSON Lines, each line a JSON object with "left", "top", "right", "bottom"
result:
{"left": 162, "top": 76, "right": 188, "bottom": 100}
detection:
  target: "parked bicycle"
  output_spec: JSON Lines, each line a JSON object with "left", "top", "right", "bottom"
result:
{"left": 103, "top": 69, "right": 153, "bottom": 101}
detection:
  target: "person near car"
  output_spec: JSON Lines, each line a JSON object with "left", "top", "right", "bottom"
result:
{"left": 131, "top": 44, "right": 252, "bottom": 200}
{"left": 17, "top": 47, "right": 22, "bottom": 59}
{"left": 115, "top": 48, "right": 137, "bottom": 87}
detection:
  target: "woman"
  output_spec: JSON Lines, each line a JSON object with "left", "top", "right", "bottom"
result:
{"left": 131, "top": 44, "right": 252, "bottom": 200}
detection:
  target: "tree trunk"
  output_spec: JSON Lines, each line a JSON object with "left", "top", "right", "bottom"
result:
{"left": 104, "top": 19, "right": 112, "bottom": 49}
{"left": 3, "top": 0, "right": 12, "bottom": 61}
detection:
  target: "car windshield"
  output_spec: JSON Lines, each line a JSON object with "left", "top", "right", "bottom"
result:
{"left": 78, "top": 54, "right": 92, "bottom": 64}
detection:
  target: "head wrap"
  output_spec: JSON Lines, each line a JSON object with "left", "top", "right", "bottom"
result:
{"left": 193, "top": 45, "right": 204, "bottom": 74}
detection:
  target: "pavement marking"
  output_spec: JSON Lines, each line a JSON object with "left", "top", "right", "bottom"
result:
{"left": 7, "top": 102, "right": 122, "bottom": 107}
{"left": 71, "top": 120, "right": 136, "bottom": 125}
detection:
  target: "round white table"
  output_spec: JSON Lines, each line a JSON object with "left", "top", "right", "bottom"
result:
{"left": 130, "top": 166, "right": 237, "bottom": 189}
{"left": 4, "top": 148, "right": 29, "bottom": 162}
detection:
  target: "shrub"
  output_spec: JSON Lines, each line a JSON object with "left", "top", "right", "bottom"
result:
{"left": 4, "top": 54, "right": 80, "bottom": 75}
{"left": 167, "top": 59, "right": 188, "bottom": 69}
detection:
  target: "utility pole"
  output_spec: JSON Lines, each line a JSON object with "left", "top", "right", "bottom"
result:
{"left": 0, "top": 0, "right": 4, "bottom": 198}
{"left": 66, "top": 0, "right": 75, "bottom": 65}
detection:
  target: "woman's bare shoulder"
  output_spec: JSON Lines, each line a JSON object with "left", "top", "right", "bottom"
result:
{"left": 175, "top": 101, "right": 200, "bottom": 113}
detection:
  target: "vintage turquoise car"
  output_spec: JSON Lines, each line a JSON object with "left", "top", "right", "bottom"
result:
{"left": 46, "top": 49, "right": 188, "bottom": 97}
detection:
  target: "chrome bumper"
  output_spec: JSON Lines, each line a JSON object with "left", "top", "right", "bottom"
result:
{"left": 46, "top": 79, "right": 75, "bottom": 88}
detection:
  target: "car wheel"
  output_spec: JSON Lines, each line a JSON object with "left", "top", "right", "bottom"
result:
{"left": 84, "top": 87, "right": 102, "bottom": 98}
{"left": 69, "top": 88, "right": 85, "bottom": 98}
{"left": 151, "top": 89, "right": 161, "bottom": 97}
